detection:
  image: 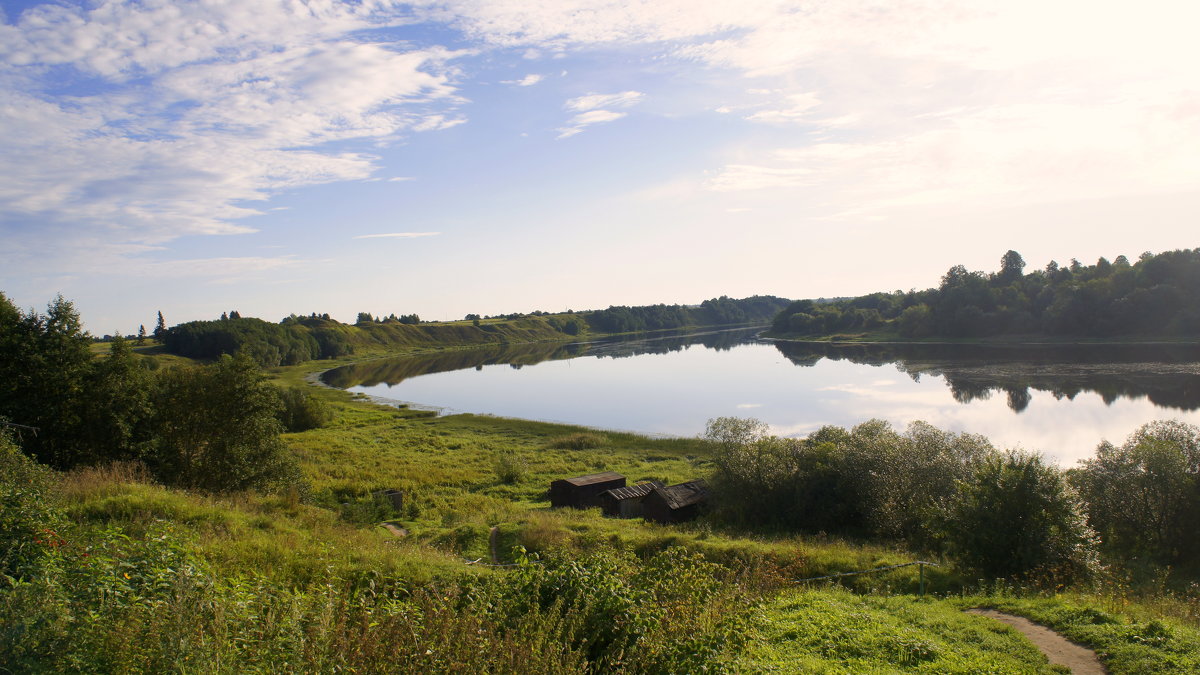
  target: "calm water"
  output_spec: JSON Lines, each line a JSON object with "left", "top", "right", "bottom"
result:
{"left": 322, "top": 327, "right": 1200, "bottom": 465}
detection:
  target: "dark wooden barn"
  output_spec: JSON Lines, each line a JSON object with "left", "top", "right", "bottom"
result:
{"left": 643, "top": 479, "right": 710, "bottom": 524}
{"left": 549, "top": 471, "right": 626, "bottom": 508}
{"left": 599, "top": 480, "right": 665, "bottom": 518}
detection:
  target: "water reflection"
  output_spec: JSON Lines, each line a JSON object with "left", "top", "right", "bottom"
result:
{"left": 321, "top": 327, "right": 763, "bottom": 389}
{"left": 326, "top": 333, "right": 1200, "bottom": 414}
{"left": 322, "top": 329, "right": 1200, "bottom": 464}
{"left": 771, "top": 342, "right": 1200, "bottom": 412}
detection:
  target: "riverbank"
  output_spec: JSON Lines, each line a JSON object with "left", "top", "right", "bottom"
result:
{"left": 765, "top": 329, "right": 1200, "bottom": 345}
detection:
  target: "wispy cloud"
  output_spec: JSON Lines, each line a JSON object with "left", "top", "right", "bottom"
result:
{"left": 353, "top": 232, "right": 441, "bottom": 239}
{"left": 565, "top": 90, "right": 643, "bottom": 112}
{"left": 556, "top": 90, "right": 643, "bottom": 138}
{"left": 0, "top": 1, "right": 463, "bottom": 266}
{"left": 135, "top": 256, "right": 305, "bottom": 280}
{"left": 503, "top": 73, "right": 544, "bottom": 86}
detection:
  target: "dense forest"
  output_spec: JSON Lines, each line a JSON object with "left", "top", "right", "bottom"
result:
{"left": 771, "top": 248, "right": 1200, "bottom": 339}
{"left": 163, "top": 295, "right": 791, "bottom": 367}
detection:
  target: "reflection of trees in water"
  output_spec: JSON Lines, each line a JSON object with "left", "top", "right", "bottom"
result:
{"left": 322, "top": 327, "right": 764, "bottom": 388}
{"left": 772, "top": 341, "right": 1200, "bottom": 412}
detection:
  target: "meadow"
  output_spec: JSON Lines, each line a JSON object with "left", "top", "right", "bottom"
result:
{"left": 4, "top": 337, "right": 1200, "bottom": 672}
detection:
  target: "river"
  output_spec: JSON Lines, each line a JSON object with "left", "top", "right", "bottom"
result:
{"left": 322, "top": 327, "right": 1200, "bottom": 465}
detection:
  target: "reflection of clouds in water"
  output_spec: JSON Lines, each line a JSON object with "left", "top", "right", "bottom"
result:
{"left": 783, "top": 378, "right": 1200, "bottom": 466}
{"left": 345, "top": 335, "right": 1200, "bottom": 466}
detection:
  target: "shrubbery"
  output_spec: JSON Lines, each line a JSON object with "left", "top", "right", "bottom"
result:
{"left": 278, "top": 384, "right": 334, "bottom": 432}
{"left": 706, "top": 417, "right": 1099, "bottom": 582}
{"left": 1071, "top": 420, "right": 1200, "bottom": 564}
{"left": 943, "top": 451, "right": 1099, "bottom": 580}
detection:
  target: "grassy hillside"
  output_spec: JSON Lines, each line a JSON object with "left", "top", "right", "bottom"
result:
{"left": 5, "top": 348, "right": 1199, "bottom": 672}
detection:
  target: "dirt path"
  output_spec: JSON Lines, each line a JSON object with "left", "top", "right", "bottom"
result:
{"left": 966, "top": 609, "right": 1107, "bottom": 674}
{"left": 381, "top": 523, "right": 407, "bottom": 537}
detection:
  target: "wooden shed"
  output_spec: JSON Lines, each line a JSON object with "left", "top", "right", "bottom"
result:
{"left": 599, "top": 481, "right": 665, "bottom": 518}
{"left": 371, "top": 488, "right": 404, "bottom": 512}
{"left": 643, "top": 479, "right": 710, "bottom": 524}
{"left": 550, "top": 471, "right": 626, "bottom": 508}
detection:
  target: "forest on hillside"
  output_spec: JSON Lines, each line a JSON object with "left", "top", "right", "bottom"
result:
{"left": 771, "top": 249, "right": 1200, "bottom": 339}
{"left": 162, "top": 295, "right": 791, "bottom": 367}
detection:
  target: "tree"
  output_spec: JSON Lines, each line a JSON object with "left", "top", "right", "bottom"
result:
{"left": 0, "top": 294, "right": 93, "bottom": 468}
{"left": 997, "top": 250, "right": 1026, "bottom": 284}
{"left": 77, "top": 336, "right": 154, "bottom": 465}
{"left": 1071, "top": 421, "right": 1200, "bottom": 563}
{"left": 152, "top": 354, "right": 299, "bottom": 493}
{"left": 943, "top": 452, "right": 1098, "bottom": 581}
{"left": 137, "top": 324, "right": 147, "bottom": 345}
{"left": 154, "top": 310, "right": 166, "bottom": 340}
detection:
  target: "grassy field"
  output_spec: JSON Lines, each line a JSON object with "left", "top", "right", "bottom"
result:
{"left": 8, "top": 342, "right": 1198, "bottom": 672}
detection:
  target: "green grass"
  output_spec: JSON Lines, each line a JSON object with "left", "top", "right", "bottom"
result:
{"left": 949, "top": 592, "right": 1200, "bottom": 674}
{"left": 741, "top": 586, "right": 1065, "bottom": 673}
{"left": 13, "top": 343, "right": 1194, "bottom": 671}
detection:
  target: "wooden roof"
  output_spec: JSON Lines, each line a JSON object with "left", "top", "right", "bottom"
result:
{"left": 603, "top": 481, "right": 664, "bottom": 501}
{"left": 653, "top": 479, "right": 710, "bottom": 510}
{"left": 559, "top": 471, "right": 625, "bottom": 487}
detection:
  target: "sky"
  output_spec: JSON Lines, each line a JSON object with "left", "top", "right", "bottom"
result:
{"left": 2, "top": 0, "right": 1199, "bottom": 334}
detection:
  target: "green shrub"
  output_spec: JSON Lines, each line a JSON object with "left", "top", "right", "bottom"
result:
{"left": 0, "top": 430, "right": 62, "bottom": 580}
{"left": 152, "top": 354, "right": 301, "bottom": 494}
{"left": 494, "top": 448, "right": 528, "bottom": 484}
{"left": 278, "top": 385, "right": 334, "bottom": 432}
{"left": 1071, "top": 420, "right": 1200, "bottom": 564}
{"left": 943, "top": 451, "right": 1099, "bottom": 582}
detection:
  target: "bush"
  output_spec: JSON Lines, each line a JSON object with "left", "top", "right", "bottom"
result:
{"left": 942, "top": 451, "right": 1099, "bottom": 582}
{"left": 0, "top": 430, "right": 63, "bottom": 580}
{"left": 494, "top": 448, "right": 527, "bottom": 484}
{"left": 1071, "top": 420, "right": 1200, "bottom": 564}
{"left": 152, "top": 354, "right": 301, "bottom": 494}
{"left": 278, "top": 385, "right": 333, "bottom": 432}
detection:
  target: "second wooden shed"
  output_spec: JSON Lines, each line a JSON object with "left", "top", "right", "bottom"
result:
{"left": 599, "top": 481, "right": 665, "bottom": 518}
{"left": 643, "top": 479, "right": 710, "bottom": 524}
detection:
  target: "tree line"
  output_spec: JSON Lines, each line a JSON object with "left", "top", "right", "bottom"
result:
{"left": 585, "top": 295, "right": 790, "bottom": 333}
{"left": 0, "top": 292, "right": 328, "bottom": 491}
{"left": 705, "top": 416, "right": 1200, "bottom": 581}
{"left": 161, "top": 295, "right": 791, "bottom": 367}
{"left": 772, "top": 248, "right": 1200, "bottom": 338}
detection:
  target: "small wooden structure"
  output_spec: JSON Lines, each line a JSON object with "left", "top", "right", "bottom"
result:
{"left": 599, "top": 481, "right": 665, "bottom": 518}
{"left": 372, "top": 488, "right": 404, "bottom": 512}
{"left": 550, "top": 471, "right": 626, "bottom": 508}
{"left": 643, "top": 479, "right": 710, "bottom": 524}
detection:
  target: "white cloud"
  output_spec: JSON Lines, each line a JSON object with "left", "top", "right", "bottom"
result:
{"left": 564, "top": 90, "right": 643, "bottom": 112}
{"left": 424, "top": 0, "right": 1200, "bottom": 218}
{"left": 745, "top": 92, "right": 821, "bottom": 124}
{"left": 504, "top": 73, "right": 544, "bottom": 86}
{"left": 353, "top": 232, "right": 441, "bottom": 239}
{"left": 0, "top": 0, "right": 463, "bottom": 274}
{"left": 557, "top": 109, "right": 627, "bottom": 139}
{"left": 555, "top": 90, "right": 643, "bottom": 138}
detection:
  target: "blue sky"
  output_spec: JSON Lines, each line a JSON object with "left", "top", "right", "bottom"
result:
{"left": 2, "top": 0, "right": 1199, "bottom": 334}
